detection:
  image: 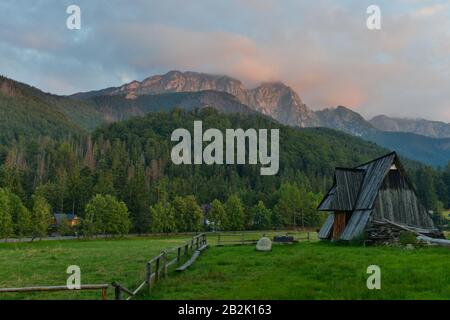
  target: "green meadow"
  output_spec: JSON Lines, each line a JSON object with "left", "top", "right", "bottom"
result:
{"left": 0, "top": 233, "right": 449, "bottom": 300}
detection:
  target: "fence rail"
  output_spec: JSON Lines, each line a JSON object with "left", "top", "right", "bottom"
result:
{"left": 0, "top": 234, "right": 207, "bottom": 300}
{"left": 0, "top": 284, "right": 109, "bottom": 300}
{"left": 113, "top": 233, "right": 207, "bottom": 300}
{"left": 215, "top": 231, "right": 313, "bottom": 246}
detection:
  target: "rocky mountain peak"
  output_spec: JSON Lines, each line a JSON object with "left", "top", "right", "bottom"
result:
{"left": 316, "top": 105, "right": 375, "bottom": 136}
{"left": 0, "top": 76, "right": 21, "bottom": 98}
{"left": 369, "top": 115, "right": 450, "bottom": 139}
{"left": 104, "top": 71, "right": 319, "bottom": 127}
{"left": 247, "top": 81, "right": 318, "bottom": 127}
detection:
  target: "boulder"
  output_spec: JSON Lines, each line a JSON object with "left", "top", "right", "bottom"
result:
{"left": 256, "top": 237, "right": 272, "bottom": 251}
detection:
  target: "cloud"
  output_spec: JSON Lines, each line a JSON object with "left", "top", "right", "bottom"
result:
{"left": 0, "top": 0, "right": 449, "bottom": 122}
{"left": 413, "top": 4, "right": 448, "bottom": 17}
{"left": 104, "top": 23, "right": 280, "bottom": 85}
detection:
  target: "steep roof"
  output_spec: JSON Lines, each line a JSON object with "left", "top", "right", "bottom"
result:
{"left": 318, "top": 152, "right": 396, "bottom": 212}
{"left": 354, "top": 152, "right": 396, "bottom": 210}
{"left": 317, "top": 152, "right": 398, "bottom": 240}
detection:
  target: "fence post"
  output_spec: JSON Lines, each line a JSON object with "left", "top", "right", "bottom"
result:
{"left": 184, "top": 242, "right": 188, "bottom": 256}
{"left": 241, "top": 233, "right": 244, "bottom": 245}
{"left": 101, "top": 287, "right": 107, "bottom": 300}
{"left": 307, "top": 232, "right": 310, "bottom": 242}
{"left": 146, "top": 262, "right": 152, "bottom": 292}
{"left": 155, "top": 256, "right": 160, "bottom": 282}
{"left": 196, "top": 236, "right": 199, "bottom": 250}
{"left": 177, "top": 246, "right": 181, "bottom": 262}
{"left": 162, "top": 250, "right": 168, "bottom": 278}
{"left": 218, "top": 233, "right": 221, "bottom": 246}
{"left": 114, "top": 285, "right": 122, "bottom": 300}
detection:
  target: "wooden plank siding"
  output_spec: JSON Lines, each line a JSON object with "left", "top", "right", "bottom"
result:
{"left": 354, "top": 152, "right": 396, "bottom": 210}
{"left": 317, "top": 152, "right": 437, "bottom": 241}
{"left": 332, "top": 212, "right": 347, "bottom": 240}
{"left": 332, "top": 169, "right": 365, "bottom": 211}
{"left": 339, "top": 210, "right": 372, "bottom": 240}
{"left": 372, "top": 169, "right": 435, "bottom": 228}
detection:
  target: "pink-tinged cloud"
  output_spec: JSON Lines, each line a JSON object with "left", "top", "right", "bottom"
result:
{"left": 2, "top": 0, "right": 450, "bottom": 121}
{"left": 105, "top": 23, "right": 279, "bottom": 87}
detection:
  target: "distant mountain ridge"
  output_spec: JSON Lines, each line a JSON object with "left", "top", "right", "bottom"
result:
{"left": 314, "top": 106, "right": 450, "bottom": 167}
{"left": 315, "top": 106, "right": 376, "bottom": 136}
{"left": 74, "top": 70, "right": 320, "bottom": 127}
{"left": 369, "top": 115, "right": 450, "bottom": 139}
{"left": 3, "top": 71, "right": 450, "bottom": 167}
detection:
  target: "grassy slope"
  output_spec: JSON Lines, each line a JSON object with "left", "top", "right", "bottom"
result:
{"left": 0, "top": 235, "right": 448, "bottom": 300}
{"left": 144, "top": 242, "right": 450, "bottom": 300}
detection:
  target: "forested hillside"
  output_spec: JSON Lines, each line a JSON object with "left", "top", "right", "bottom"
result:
{"left": 86, "top": 90, "right": 254, "bottom": 122}
{"left": 363, "top": 130, "right": 450, "bottom": 167}
{"left": 0, "top": 76, "right": 104, "bottom": 139}
{"left": 1, "top": 108, "right": 447, "bottom": 236}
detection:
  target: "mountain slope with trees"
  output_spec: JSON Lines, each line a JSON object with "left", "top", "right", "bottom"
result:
{"left": 0, "top": 76, "right": 104, "bottom": 144}
{"left": 0, "top": 108, "right": 448, "bottom": 237}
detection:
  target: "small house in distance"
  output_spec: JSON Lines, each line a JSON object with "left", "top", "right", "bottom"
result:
{"left": 52, "top": 213, "right": 80, "bottom": 229}
{"left": 317, "top": 152, "right": 441, "bottom": 242}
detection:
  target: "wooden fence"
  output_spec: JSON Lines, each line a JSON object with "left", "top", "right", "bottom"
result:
{"left": 0, "top": 284, "right": 109, "bottom": 300}
{"left": 216, "top": 231, "right": 313, "bottom": 246}
{"left": 112, "top": 233, "right": 207, "bottom": 300}
{"left": 0, "top": 233, "right": 207, "bottom": 300}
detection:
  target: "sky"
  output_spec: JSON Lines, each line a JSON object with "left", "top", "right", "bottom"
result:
{"left": 1, "top": 0, "right": 450, "bottom": 121}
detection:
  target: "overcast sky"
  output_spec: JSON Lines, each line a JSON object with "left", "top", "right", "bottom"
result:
{"left": 1, "top": 0, "right": 449, "bottom": 121}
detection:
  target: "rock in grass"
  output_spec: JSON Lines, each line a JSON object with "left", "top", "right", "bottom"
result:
{"left": 256, "top": 237, "right": 272, "bottom": 251}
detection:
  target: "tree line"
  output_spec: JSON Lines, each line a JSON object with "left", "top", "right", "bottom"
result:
{"left": 0, "top": 181, "right": 323, "bottom": 239}
{"left": 0, "top": 108, "right": 448, "bottom": 238}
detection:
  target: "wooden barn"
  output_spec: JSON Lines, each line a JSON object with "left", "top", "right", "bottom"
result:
{"left": 317, "top": 152, "right": 441, "bottom": 242}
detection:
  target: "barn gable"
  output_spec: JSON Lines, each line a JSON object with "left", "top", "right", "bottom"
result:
{"left": 317, "top": 152, "right": 437, "bottom": 241}
{"left": 318, "top": 168, "right": 365, "bottom": 212}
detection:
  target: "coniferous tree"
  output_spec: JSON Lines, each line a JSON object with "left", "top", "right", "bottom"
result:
{"left": 0, "top": 188, "right": 13, "bottom": 239}
{"left": 251, "top": 201, "right": 272, "bottom": 230}
{"left": 183, "top": 195, "right": 204, "bottom": 232}
{"left": 149, "top": 202, "right": 165, "bottom": 233}
{"left": 274, "top": 182, "right": 302, "bottom": 228}
{"left": 415, "top": 167, "right": 439, "bottom": 212}
{"left": 93, "top": 170, "right": 116, "bottom": 196}
{"left": 126, "top": 165, "right": 151, "bottom": 233}
{"left": 224, "top": 195, "right": 245, "bottom": 231}
{"left": 9, "top": 190, "right": 31, "bottom": 237}
{"left": 172, "top": 196, "right": 188, "bottom": 232}
{"left": 30, "top": 193, "right": 52, "bottom": 240}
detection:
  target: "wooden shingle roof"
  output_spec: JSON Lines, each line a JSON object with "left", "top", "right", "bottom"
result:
{"left": 318, "top": 152, "right": 398, "bottom": 240}
{"left": 318, "top": 152, "right": 396, "bottom": 212}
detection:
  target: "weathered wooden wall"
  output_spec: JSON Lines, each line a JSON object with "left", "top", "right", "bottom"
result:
{"left": 332, "top": 212, "right": 347, "bottom": 240}
{"left": 372, "top": 169, "right": 434, "bottom": 228}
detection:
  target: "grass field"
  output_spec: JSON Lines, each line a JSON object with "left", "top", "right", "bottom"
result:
{"left": 0, "top": 232, "right": 449, "bottom": 300}
{"left": 0, "top": 234, "right": 194, "bottom": 300}
{"left": 144, "top": 242, "right": 450, "bottom": 300}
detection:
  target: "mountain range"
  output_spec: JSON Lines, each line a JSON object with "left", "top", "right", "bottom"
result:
{"left": 73, "top": 70, "right": 319, "bottom": 127}
{"left": 2, "top": 71, "right": 450, "bottom": 167}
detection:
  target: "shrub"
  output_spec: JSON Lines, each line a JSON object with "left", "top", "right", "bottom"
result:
{"left": 399, "top": 231, "right": 418, "bottom": 246}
